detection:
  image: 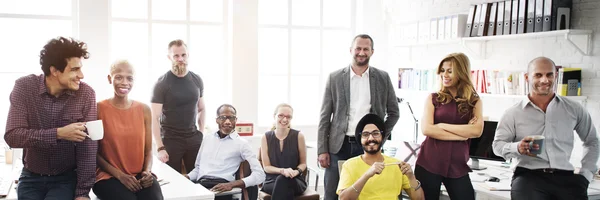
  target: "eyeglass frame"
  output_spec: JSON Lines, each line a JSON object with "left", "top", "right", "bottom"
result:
{"left": 360, "top": 130, "right": 382, "bottom": 138}
{"left": 217, "top": 115, "right": 237, "bottom": 121}
{"left": 276, "top": 114, "right": 293, "bottom": 120}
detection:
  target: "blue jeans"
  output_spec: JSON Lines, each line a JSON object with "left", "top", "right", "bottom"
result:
{"left": 323, "top": 136, "right": 363, "bottom": 200}
{"left": 17, "top": 168, "right": 77, "bottom": 200}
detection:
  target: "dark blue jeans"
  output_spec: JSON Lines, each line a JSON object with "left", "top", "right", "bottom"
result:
{"left": 323, "top": 136, "right": 363, "bottom": 200}
{"left": 17, "top": 168, "right": 77, "bottom": 200}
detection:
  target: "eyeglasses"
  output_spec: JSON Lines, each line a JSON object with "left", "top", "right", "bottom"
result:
{"left": 277, "top": 114, "right": 292, "bottom": 119}
{"left": 360, "top": 130, "right": 382, "bottom": 138}
{"left": 217, "top": 116, "right": 237, "bottom": 121}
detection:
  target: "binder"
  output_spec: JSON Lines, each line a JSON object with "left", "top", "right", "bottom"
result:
{"left": 556, "top": 7, "right": 571, "bottom": 30}
{"left": 488, "top": 2, "right": 498, "bottom": 36}
{"left": 445, "top": 17, "right": 452, "bottom": 39}
{"left": 419, "top": 21, "right": 430, "bottom": 42}
{"left": 478, "top": 3, "right": 490, "bottom": 37}
{"left": 511, "top": 0, "right": 519, "bottom": 34}
{"left": 453, "top": 14, "right": 468, "bottom": 38}
{"left": 517, "top": 0, "right": 527, "bottom": 34}
{"left": 526, "top": 0, "right": 535, "bottom": 33}
{"left": 497, "top": 1, "right": 505, "bottom": 35}
{"left": 552, "top": 0, "right": 573, "bottom": 30}
{"left": 543, "top": 0, "right": 552, "bottom": 31}
{"left": 472, "top": 4, "right": 481, "bottom": 37}
{"left": 431, "top": 18, "right": 438, "bottom": 40}
{"left": 437, "top": 17, "right": 444, "bottom": 39}
{"left": 465, "top": 5, "right": 477, "bottom": 38}
{"left": 534, "top": 0, "right": 544, "bottom": 32}
{"left": 409, "top": 23, "right": 418, "bottom": 42}
{"left": 503, "top": 0, "right": 512, "bottom": 35}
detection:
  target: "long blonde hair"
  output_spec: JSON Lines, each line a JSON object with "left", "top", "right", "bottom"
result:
{"left": 436, "top": 53, "right": 479, "bottom": 118}
{"left": 270, "top": 103, "right": 293, "bottom": 131}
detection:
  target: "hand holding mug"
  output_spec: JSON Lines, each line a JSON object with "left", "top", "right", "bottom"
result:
{"left": 518, "top": 136, "right": 544, "bottom": 156}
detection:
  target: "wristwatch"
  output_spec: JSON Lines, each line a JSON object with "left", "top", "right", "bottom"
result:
{"left": 412, "top": 180, "right": 421, "bottom": 190}
{"left": 157, "top": 146, "right": 166, "bottom": 152}
{"left": 296, "top": 168, "right": 304, "bottom": 175}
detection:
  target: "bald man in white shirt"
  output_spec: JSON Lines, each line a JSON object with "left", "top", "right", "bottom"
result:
{"left": 187, "top": 104, "right": 265, "bottom": 200}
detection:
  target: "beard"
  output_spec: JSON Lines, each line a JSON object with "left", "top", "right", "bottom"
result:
{"left": 219, "top": 124, "right": 235, "bottom": 134}
{"left": 533, "top": 83, "right": 553, "bottom": 95}
{"left": 171, "top": 62, "right": 188, "bottom": 76}
{"left": 362, "top": 140, "right": 381, "bottom": 155}
{"left": 353, "top": 55, "right": 370, "bottom": 66}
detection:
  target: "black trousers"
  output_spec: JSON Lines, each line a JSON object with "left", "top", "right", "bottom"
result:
{"left": 323, "top": 136, "right": 364, "bottom": 200}
{"left": 163, "top": 131, "right": 203, "bottom": 173}
{"left": 196, "top": 177, "right": 258, "bottom": 200}
{"left": 414, "top": 164, "right": 475, "bottom": 200}
{"left": 261, "top": 175, "right": 307, "bottom": 200}
{"left": 511, "top": 167, "right": 589, "bottom": 200}
{"left": 93, "top": 174, "right": 163, "bottom": 200}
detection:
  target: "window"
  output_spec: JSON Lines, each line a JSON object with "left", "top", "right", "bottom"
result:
{"left": 0, "top": 0, "right": 72, "bottom": 16}
{"left": 110, "top": 0, "right": 230, "bottom": 118}
{"left": 257, "top": 0, "right": 355, "bottom": 126}
{"left": 0, "top": 0, "right": 75, "bottom": 143}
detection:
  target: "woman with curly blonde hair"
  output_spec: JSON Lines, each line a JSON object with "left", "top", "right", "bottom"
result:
{"left": 414, "top": 52, "right": 484, "bottom": 200}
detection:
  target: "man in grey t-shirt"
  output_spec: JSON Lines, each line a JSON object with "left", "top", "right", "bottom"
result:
{"left": 151, "top": 39, "right": 206, "bottom": 174}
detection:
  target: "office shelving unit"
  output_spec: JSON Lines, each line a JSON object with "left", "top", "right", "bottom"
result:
{"left": 393, "top": 29, "right": 593, "bottom": 59}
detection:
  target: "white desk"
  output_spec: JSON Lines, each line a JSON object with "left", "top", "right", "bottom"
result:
{"left": 0, "top": 157, "right": 214, "bottom": 200}
{"left": 443, "top": 160, "right": 600, "bottom": 200}
{"left": 380, "top": 142, "right": 600, "bottom": 200}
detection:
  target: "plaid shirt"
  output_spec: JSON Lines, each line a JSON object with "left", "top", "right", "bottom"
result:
{"left": 4, "top": 74, "right": 97, "bottom": 198}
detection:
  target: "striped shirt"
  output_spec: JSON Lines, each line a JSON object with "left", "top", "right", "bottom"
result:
{"left": 492, "top": 95, "right": 599, "bottom": 182}
{"left": 4, "top": 74, "right": 98, "bottom": 198}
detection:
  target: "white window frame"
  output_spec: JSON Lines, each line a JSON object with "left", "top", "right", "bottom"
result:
{"left": 257, "top": 0, "right": 357, "bottom": 126}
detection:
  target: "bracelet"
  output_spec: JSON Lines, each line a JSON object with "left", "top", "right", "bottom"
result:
{"left": 296, "top": 168, "right": 304, "bottom": 175}
{"left": 412, "top": 180, "right": 421, "bottom": 190}
{"left": 350, "top": 185, "right": 360, "bottom": 193}
{"left": 157, "top": 146, "right": 166, "bottom": 152}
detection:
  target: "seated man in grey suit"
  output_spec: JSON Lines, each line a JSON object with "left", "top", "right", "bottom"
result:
{"left": 187, "top": 104, "right": 265, "bottom": 200}
{"left": 317, "top": 34, "right": 400, "bottom": 200}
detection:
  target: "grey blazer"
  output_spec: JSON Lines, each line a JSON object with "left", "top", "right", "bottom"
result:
{"left": 317, "top": 66, "right": 399, "bottom": 155}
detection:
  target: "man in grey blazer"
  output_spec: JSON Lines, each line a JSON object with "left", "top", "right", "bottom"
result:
{"left": 318, "top": 34, "right": 399, "bottom": 200}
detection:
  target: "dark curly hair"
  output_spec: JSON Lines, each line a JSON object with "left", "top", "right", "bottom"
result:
{"left": 40, "top": 37, "right": 90, "bottom": 76}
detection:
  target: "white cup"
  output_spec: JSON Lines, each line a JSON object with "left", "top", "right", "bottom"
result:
{"left": 85, "top": 120, "right": 104, "bottom": 140}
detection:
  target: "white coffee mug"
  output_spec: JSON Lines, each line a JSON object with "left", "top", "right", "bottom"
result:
{"left": 85, "top": 120, "right": 104, "bottom": 140}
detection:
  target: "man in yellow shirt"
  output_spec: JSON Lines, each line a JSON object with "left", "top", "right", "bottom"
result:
{"left": 337, "top": 114, "right": 424, "bottom": 200}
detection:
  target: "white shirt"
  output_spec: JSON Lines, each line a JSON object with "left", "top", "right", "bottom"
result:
{"left": 346, "top": 66, "right": 372, "bottom": 136}
{"left": 492, "top": 95, "right": 599, "bottom": 181}
{"left": 188, "top": 131, "right": 265, "bottom": 187}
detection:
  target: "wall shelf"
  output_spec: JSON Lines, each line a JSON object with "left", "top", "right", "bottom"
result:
{"left": 393, "top": 39, "right": 462, "bottom": 47}
{"left": 397, "top": 89, "right": 588, "bottom": 105}
{"left": 462, "top": 29, "right": 593, "bottom": 58}
{"left": 393, "top": 29, "right": 593, "bottom": 59}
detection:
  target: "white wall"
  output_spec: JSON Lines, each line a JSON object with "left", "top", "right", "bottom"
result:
{"left": 384, "top": 0, "right": 600, "bottom": 167}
